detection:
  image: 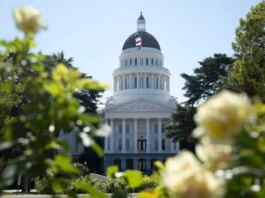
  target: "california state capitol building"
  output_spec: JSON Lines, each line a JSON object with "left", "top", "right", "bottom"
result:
{"left": 103, "top": 12, "right": 179, "bottom": 175}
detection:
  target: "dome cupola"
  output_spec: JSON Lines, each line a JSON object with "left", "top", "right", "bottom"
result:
{"left": 122, "top": 12, "right": 161, "bottom": 51}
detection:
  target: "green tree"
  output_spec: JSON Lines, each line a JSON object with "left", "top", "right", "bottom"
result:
{"left": 165, "top": 54, "right": 234, "bottom": 144}
{"left": 228, "top": 1, "right": 265, "bottom": 100}
{"left": 43, "top": 52, "right": 102, "bottom": 114}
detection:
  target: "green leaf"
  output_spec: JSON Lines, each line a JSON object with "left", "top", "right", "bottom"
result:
{"left": 54, "top": 155, "right": 80, "bottom": 174}
{"left": 107, "top": 165, "right": 119, "bottom": 178}
{"left": 154, "top": 161, "right": 165, "bottom": 171}
{"left": 56, "top": 140, "right": 71, "bottom": 152}
{"left": 124, "top": 170, "right": 143, "bottom": 188}
{"left": 32, "top": 64, "right": 44, "bottom": 72}
{"left": 3, "top": 81, "right": 14, "bottom": 92}
{"left": 91, "top": 143, "right": 103, "bottom": 157}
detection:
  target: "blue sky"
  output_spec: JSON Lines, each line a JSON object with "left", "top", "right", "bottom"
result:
{"left": 0, "top": 0, "right": 262, "bottom": 103}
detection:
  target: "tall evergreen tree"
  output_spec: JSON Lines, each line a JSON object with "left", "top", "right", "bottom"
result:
{"left": 165, "top": 54, "right": 234, "bottom": 146}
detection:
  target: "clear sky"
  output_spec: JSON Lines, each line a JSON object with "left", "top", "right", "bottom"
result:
{"left": 0, "top": 0, "right": 262, "bottom": 103}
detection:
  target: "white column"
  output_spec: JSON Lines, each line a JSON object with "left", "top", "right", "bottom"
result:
{"left": 170, "top": 121, "right": 175, "bottom": 153}
{"left": 134, "top": 119, "right": 138, "bottom": 153}
{"left": 152, "top": 73, "right": 154, "bottom": 89}
{"left": 104, "top": 119, "right": 109, "bottom": 153}
{"left": 162, "top": 75, "right": 164, "bottom": 90}
{"left": 122, "top": 119, "right": 126, "bottom": 153}
{"left": 113, "top": 77, "right": 116, "bottom": 91}
{"left": 129, "top": 73, "right": 132, "bottom": 89}
{"left": 137, "top": 73, "right": 140, "bottom": 89}
{"left": 143, "top": 73, "right": 146, "bottom": 88}
{"left": 123, "top": 75, "right": 125, "bottom": 90}
{"left": 153, "top": 74, "right": 156, "bottom": 89}
{"left": 167, "top": 77, "right": 170, "bottom": 92}
{"left": 117, "top": 75, "right": 120, "bottom": 91}
{"left": 110, "top": 119, "right": 114, "bottom": 152}
{"left": 146, "top": 119, "right": 150, "bottom": 153}
{"left": 158, "top": 119, "right": 162, "bottom": 153}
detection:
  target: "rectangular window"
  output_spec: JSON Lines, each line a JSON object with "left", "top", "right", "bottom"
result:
{"left": 156, "top": 78, "right": 159, "bottom": 89}
{"left": 154, "top": 124, "right": 158, "bottom": 133}
{"left": 119, "top": 124, "right": 122, "bottom": 133}
{"left": 125, "top": 60, "right": 127, "bottom": 66}
{"left": 134, "top": 77, "right": 137, "bottom": 88}
{"left": 138, "top": 140, "right": 146, "bottom": 150}
{"left": 135, "top": 58, "right": 137, "bottom": 65}
{"left": 141, "top": 77, "right": 144, "bottom": 88}
{"left": 162, "top": 139, "right": 165, "bottom": 150}
{"left": 146, "top": 58, "right": 148, "bottom": 65}
{"left": 151, "top": 59, "right": 153, "bottom": 65}
{"left": 126, "top": 124, "right": 130, "bottom": 133}
{"left": 156, "top": 59, "right": 158, "bottom": 66}
{"left": 162, "top": 124, "right": 165, "bottom": 133}
{"left": 130, "top": 59, "right": 132, "bottom": 65}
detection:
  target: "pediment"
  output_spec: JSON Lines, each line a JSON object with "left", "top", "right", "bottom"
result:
{"left": 106, "top": 99, "right": 174, "bottom": 111}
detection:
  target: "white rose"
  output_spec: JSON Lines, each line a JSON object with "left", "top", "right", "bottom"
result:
{"left": 161, "top": 151, "right": 223, "bottom": 198}
{"left": 13, "top": 6, "right": 46, "bottom": 33}
{"left": 193, "top": 90, "right": 255, "bottom": 141}
{"left": 196, "top": 143, "right": 233, "bottom": 171}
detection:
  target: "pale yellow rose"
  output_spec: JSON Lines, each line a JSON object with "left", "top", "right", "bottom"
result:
{"left": 13, "top": 6, "right": 46, "bottom": 33}
{"left": 193, "top": 90, "right": 255, "bottom": 141}
{"left": 196, "top": 143, "right": 233, "bottom": 171}
{"left": 161, "top": 151, "right": 223, "bottom": 198}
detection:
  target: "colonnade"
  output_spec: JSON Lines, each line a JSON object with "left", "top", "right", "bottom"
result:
{"left": 104, "top": 118, "right": 178, "bottom": 154}
{"left": 113, "top": 73, "right": 170, "bottom": 92}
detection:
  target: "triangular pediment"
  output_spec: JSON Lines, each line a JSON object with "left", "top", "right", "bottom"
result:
{"left": 106, "top": 98, "right": 175, "bottom": 111}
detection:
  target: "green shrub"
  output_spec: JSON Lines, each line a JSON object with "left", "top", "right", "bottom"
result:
{"left": 36, "top": 175, "right": 157, "bottom": 194}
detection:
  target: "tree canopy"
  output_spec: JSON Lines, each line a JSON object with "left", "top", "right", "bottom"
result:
{"left": 166, "top": 54, "right": 234, "bottom": 143}
{"left": 228, "top": 1, "right": 265, "bottom": 100}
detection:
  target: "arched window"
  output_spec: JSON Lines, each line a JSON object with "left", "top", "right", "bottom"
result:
{"left": 146, "top": 77, "right": 149, "bottom": 88}
{"left": 135, "top": 58, "right": 137, "bottom": 65}
{"left": 146, "top": 58, "right": 148, "bottom": 65}
{"left": 130, "top": 58, "right": 132, "bottom": 65}
{"left": 156, "top": 59, "right": 158, "bottom": 66}
{"left": 125, "top": 60, "right": 127, "bottom": 66}
{"left": 126, "top": 138, "right": 130, "bottom": 150}
{"left": 151, "top": 58, "right": 154, "bottom": 65}
{"left": 134, "top": 77, "right": 137, "bottom": 88}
